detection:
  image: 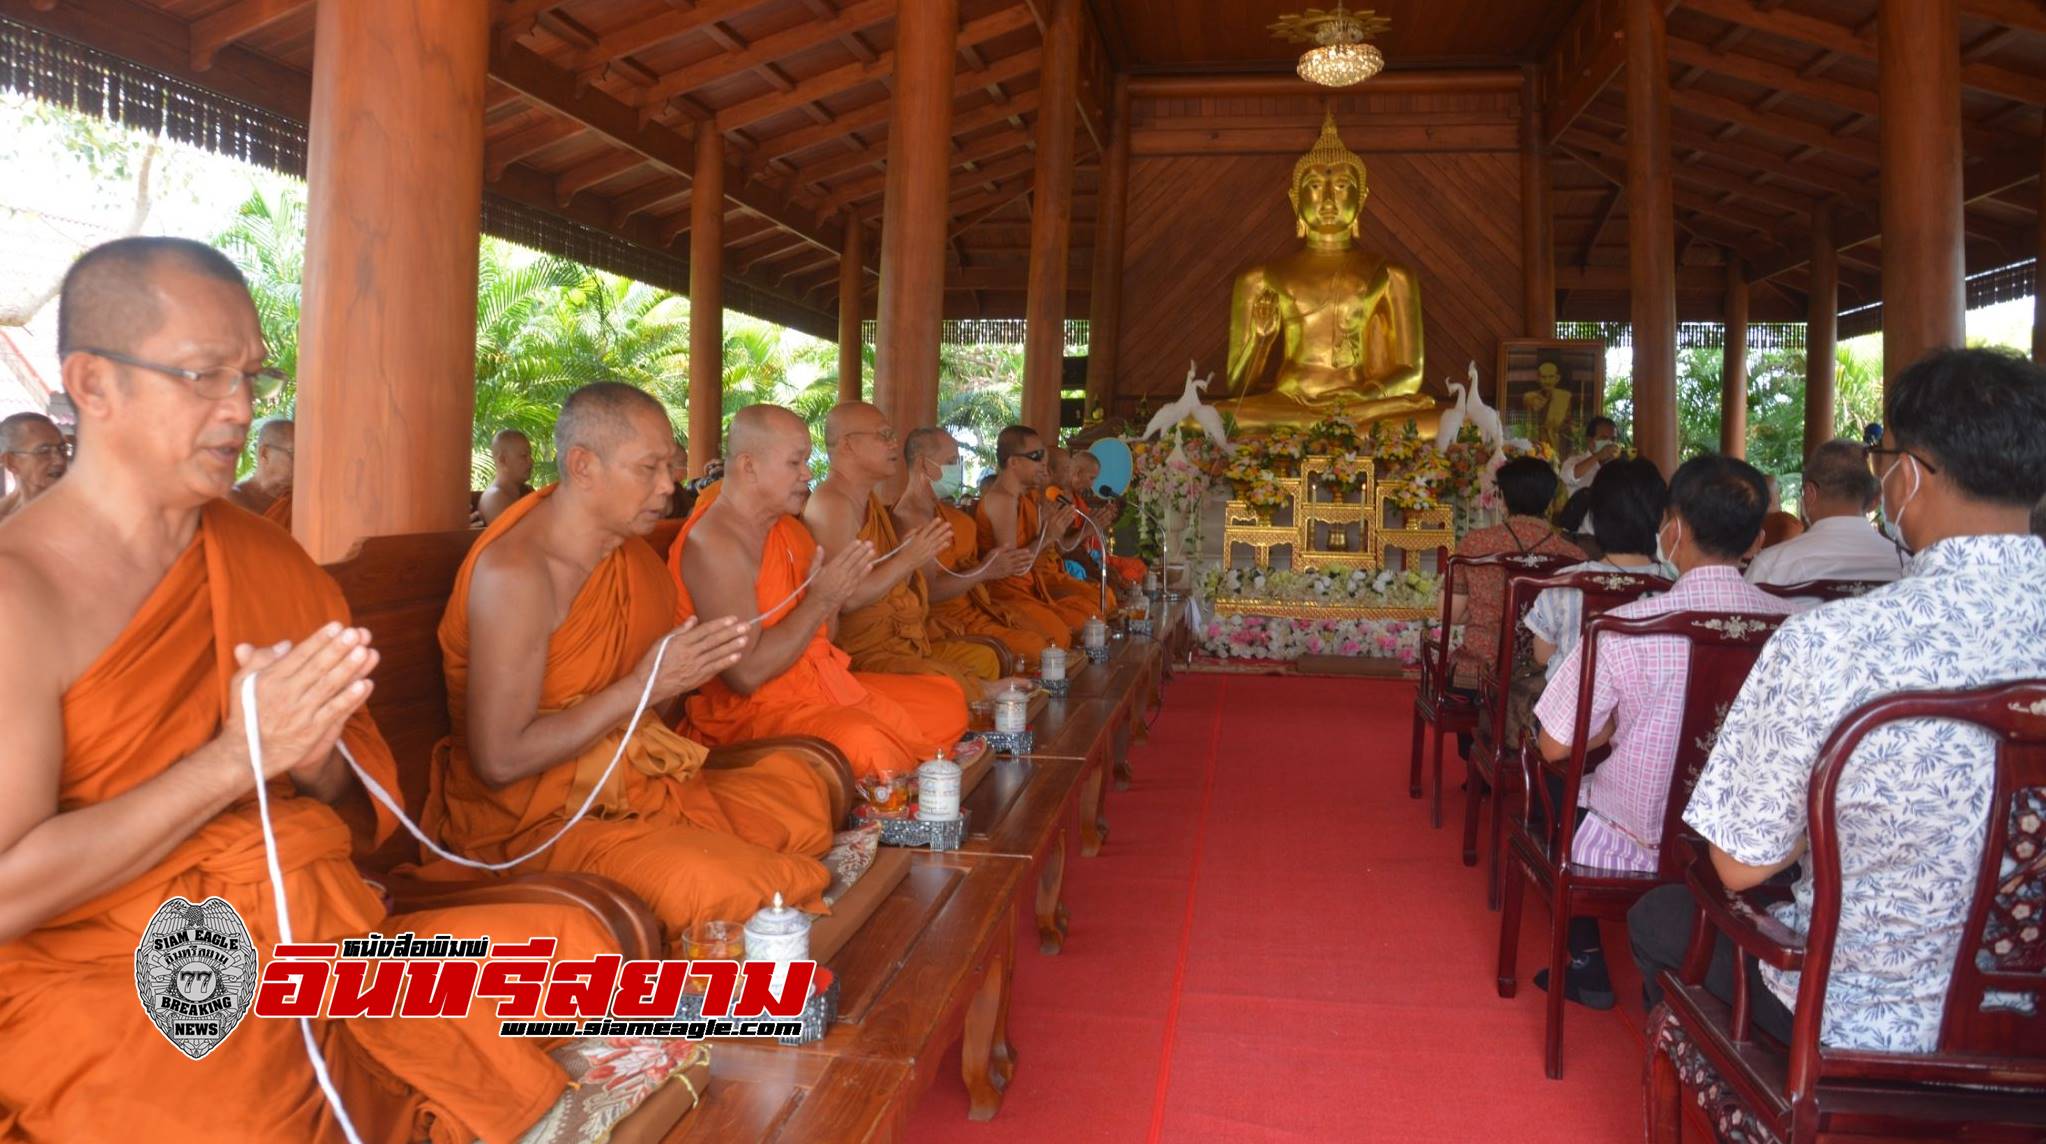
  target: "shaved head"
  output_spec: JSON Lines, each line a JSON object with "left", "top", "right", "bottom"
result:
{"left": 0, "top": 412, "right": 57, "bottom": 452}
{"left": 58, "top": 236, "right": 249, "bottom": 357}
{"left": 903, "top": 426, "right": 954, "bottom": 465}
{"left": 256, "top": 418, "right": 293, "bottom": 449}
{"left": 491, "top": 428, "right": 529, "bottom": 456}
{"left": 555, "top": 382, "right": 668, "bottom": 460}
{"left": 823, "top": 401, "right": 882, "bottom": 449}
{"left": 727, "top": 404, "right": 809, "bottom": 459}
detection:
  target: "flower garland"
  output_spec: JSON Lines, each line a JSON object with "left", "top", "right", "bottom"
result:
{"left": 1199, "top": 613, "right": 1434, "bottom": 668}
{"left": 1203, "top": 564, "right": 1442, "bottom": 610}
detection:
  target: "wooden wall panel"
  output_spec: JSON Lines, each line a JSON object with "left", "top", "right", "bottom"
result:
{"left": 1115, "top": 146, "right": 1526, "bottom": 407}
{"left": 1109, "top": 82, "right": 1528, "bottom": 410}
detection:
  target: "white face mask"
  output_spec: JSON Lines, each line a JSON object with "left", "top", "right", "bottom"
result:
{"left": 1878, "top": 454, "right": 1922, "bottom": 556}
{"left": 1655, "top": 518, "right": 1679, "bottom": 567}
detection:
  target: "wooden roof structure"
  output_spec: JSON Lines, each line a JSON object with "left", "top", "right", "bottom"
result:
{"left": 5, "top": 0, "right": 2039, "bottom": 330}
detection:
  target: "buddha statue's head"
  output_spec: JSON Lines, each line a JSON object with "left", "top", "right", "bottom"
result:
{"left": 1288, "top": 111, "right": 1369, "bottom": 245}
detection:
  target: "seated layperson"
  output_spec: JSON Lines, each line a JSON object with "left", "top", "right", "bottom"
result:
{"left": 1531, "top": 454, "right": 1796, "bottom": 1008}
{"left": 421, "top": 382, "right": 834, "bottom": 945}
{"left": 671, "top": 406, "right": 968, "bottom": 781}
{"left": 803, "top": 402, "right": 998, "bottom": 695}
{"left": 1526, "top": 458, "right": 1672, "bottom": 679}
{"left": 896, "top": 427, "right": 1049, "bottom": 663}
{"left": 1633, "top": 347, "right": 2046, "bottom": 1050}
{"left": 977, "top": 425, "right": 1099, "bottom": 640}
{"left": 1448, "top": 456, "right": 1584, "bottom": 689}
{"left": 0, "top": 237, "right": 623, "bottom": 1142}
{"left": 1743, "top": 438, "right": 1901, "bottom": 587}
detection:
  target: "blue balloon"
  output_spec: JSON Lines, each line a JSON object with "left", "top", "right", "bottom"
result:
{"left": 1088, "top": 438, "right": 1133, "bottom": 496}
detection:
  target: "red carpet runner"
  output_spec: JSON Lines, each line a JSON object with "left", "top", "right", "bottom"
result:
{"left": 906, "top": 674, "right": 1644, "bottom": 1142}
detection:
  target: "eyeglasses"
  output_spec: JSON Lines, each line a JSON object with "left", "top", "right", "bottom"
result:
{"left": 76, "top": 347, "right": 288, "bottom": 401}
{"left": 844, "top": 427, "right": 900, "bottom": 446}
{"left": 1018, "top": 448, "right": 1047, "bottom": 463}
{"left": 4, "top": 443, "right": 71, "bottom": 461}
{"left": 1864, "top": 446, "right": 1938, "bottom": 476}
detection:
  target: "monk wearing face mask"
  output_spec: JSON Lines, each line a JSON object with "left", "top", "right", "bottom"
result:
{"left": 894, "top": 427, "right": 1046, "bottom": 665}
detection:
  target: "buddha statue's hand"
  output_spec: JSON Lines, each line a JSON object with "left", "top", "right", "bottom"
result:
{"left": 1249, "top": 288, "right": 1282, "bottom": 339}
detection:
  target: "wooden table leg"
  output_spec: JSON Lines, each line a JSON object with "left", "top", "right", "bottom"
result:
{"left": 1078, "top": 747, "right": 1109, "bottom": 858}
{"left": 962, "top": 929, "right": 1018, "bottom": 1121}
{"left": 1035, "top": 828, "right": 1071, "bottom": 955}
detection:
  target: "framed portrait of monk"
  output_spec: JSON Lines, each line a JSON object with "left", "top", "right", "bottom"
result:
{"left": 1494, "top": 339, "right": 1605, "bottom": 456}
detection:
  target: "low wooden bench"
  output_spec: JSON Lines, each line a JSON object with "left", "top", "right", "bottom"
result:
{"left": 324, "top": 528, "right": 1043, "bottom": 1138}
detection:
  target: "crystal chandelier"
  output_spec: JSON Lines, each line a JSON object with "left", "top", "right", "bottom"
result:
{"left": 1272, "top": 6, "right": 1390, "bottom": 89}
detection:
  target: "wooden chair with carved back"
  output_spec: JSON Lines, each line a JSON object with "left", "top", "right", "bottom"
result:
{"left": 1497, "top": 608, "right": 1787, "bottom": 1079}
{"left": 1478, "top": 567, "right": 1671, "bottom": 909}
{"left": 1651, "top": 680, "right": 2046, "bottom": 1142}
{"left": 1458, "top": 552, "right": 1579, "bottom": 890}
{"left": 1756, "top": 578, "right": 1892, "bottom": 604}
{"left": 323, "top": 530, "right": 856, "bottom": 956}
{"left": 1408, "top": 546, "right": 1468, "bottom": 825}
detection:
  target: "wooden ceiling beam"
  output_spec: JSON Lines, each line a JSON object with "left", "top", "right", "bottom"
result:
{"left": 489, "top": 39, "right": 859, "bottom": 265}
{"left": 189, "top": 0, "right": 308, "bottom": 70}
{"left": 794, "top": 89, "right": 1042, "bottom": 188}
{"left": 629, "top": 0, "right": 896, "bottom": 107}
{"left": 1562, "top": 127, "right": 1820, "bottom": 214}
{"left": 1959, "top": 0, "right": 2046, "bottom": 38}
{"left": 567, "top": 0, "right": 764, "bottom": 78}
{"left": 608, "top": 184, "right": 688, "bottom": 229}
{"left": 553, "top": 150, "right": 645, "bottom": 206}
{"left": 1748, "top": 139, "right": 2044, "bottom": 280}
{"left": 484, "top": 117, "right": 585, "bottom": 180}
{"left": 821, "top": 130, "right": 1031, "bottom": 211}
{"left": 1562, "top": 145, "right": 1792, "bottom": 236}
{"left": 714, "top": 5, "right": 1033, "bottom": 134}
{"left": 1583, "top": 99, "right": 1868, "bottom": 197}
{"left": 1664, "top": 35, "right": 1877, "bottom": 117}
{"left": 752, "top": 47, "right": 1040, "bottom": 167}
{"left": 1684, "top": 0, "right": 2046, "bottom": 106}
{"left": 1668, "top": 86, "right": 1879, "bottom": 165}
{"left": 1541, "top": 0, "right": 1626, "bottom": 142}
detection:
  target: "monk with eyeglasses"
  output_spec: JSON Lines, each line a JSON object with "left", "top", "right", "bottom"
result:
{"left": 0, "top": 411, "right": 69, "bottom": 524}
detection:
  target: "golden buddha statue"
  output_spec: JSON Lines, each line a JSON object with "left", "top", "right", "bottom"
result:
{"left": 1225, "top": 113, "right": 1437, "bottom": 431}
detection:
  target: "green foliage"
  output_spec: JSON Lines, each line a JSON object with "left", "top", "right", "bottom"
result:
{"left": 208, "top": 188, "right": 1027, "bottom": 487}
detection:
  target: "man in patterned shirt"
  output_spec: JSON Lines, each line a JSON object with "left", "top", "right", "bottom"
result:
{"left": 1631, "top": 347, "right": 2046, "bottom": 1049}
{"left": 1530, "top": 454, "right": 1796, "bottom": 1008}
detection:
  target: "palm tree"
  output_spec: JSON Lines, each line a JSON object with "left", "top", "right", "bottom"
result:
{"left": 215, "top": 186, "right": 305, "bottom": 430}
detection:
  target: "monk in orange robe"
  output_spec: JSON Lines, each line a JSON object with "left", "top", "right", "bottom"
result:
{"left": 977, "top": 426, "right": 1102, "bottom": 634}
{"left": 420, "top": 383, "right": 833, "bottom": 944}
{"left": 803, "top": 402, "right": 999, "bottom": 694}
{"left": 262, "top": 489, "right": 293, "bottom": 530}
{"left": 0, "top": 238, "right": 630, "bottom": 1143}
{"left": 897, "top": 427, "right": 1049, "bottom": 663}
{"left": 226, "top": 415, "right": 292, "bottom": 516}
{"left": 670, "top": 406, "right": 969, "bottom": 781}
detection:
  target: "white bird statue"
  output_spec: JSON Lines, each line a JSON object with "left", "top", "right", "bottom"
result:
{"left": 1434, "top": 380, "right": 1468, "bottom": 451}
{"left": 1462, "top": 361, "right": 1505, "bottom": 446}
{"left": 1141, "top": 360, "right": 1233, "bottom": 452}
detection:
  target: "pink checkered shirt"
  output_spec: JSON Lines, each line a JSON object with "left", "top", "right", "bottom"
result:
{"left": 1532, "top": 565, "right": 1797, "bottom": 872}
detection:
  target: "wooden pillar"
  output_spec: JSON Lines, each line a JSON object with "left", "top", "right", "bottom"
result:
{"left": 1878, "top": 0, "right": 1965, "bottom": 392}
{"left": 2034, "top": 132, "right": 2044, "bottom": 365}
{"left": 1022, "top": 0, "right": 1082, "bottom": 439}
{"left": 1085, "top": 75, "right": 1132, "bottom": 421}
{"left": 837, "top": 219, "right": 864, "bottom": 402}
{"left": 1805, "top": 207, "right": 1839, "bottom": 458}
{"left": 688, "top": 127, "right": 724, "bottom": 477}
{"left": 1624, "top": 0, "right": 1678, "bottom": 474}
{"left": 1521, "top": 66, "right": 1555, "bottom": 336}
{"left": 1720, "top": 258, "right": 1748, "bottom": 458}
{"left": 297, "top": 0, "right": 488, "bottom": 563}
{"left": 874, "top": 0, "right": 958, "bottom": 429}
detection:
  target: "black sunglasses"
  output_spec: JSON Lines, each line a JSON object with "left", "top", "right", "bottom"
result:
{"left": 1018, "top": 448, "right": 1047, "bottom": 463}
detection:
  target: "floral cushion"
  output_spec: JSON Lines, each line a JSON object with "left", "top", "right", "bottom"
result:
{"left": 498, "top": 1039, "right": 710, "bottom": 1144}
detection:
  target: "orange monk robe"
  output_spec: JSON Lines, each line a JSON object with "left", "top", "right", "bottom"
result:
{"left": 837, "top": 494, "right": 999, "bottom": 693}
{"left": 668, "top": 506, "right": 967, "bottom": 781}
{"left": 261, "top": 489, "right": 292, "bottom": 530}
{"left": 927, "top": 502, "right": 1058, "bottom": 660}
{"left": 418, "top": 488, "right": 833, "bottom": 945}
{"left": 975, "top": 492, "right": 1101, "bottom": 633}
{"left": 0, "top": 502, "right": 614, "bottom": 1144}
